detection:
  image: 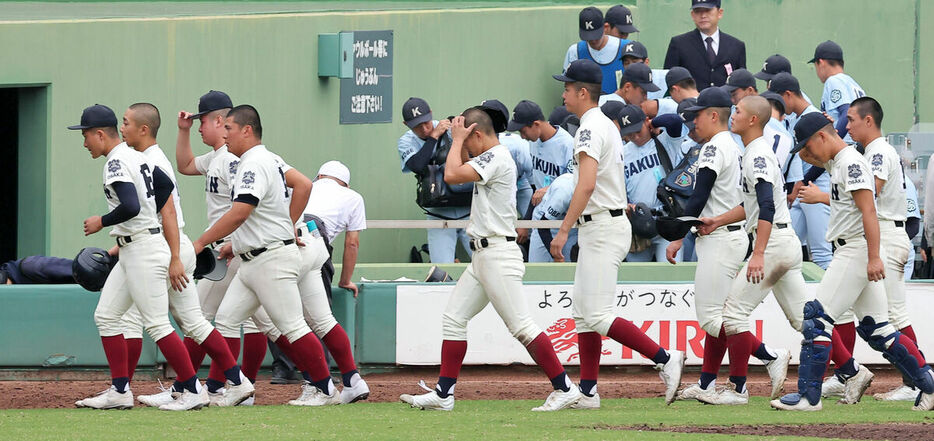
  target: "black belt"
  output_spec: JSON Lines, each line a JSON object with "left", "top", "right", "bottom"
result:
{"left": 775, "top": 223, "right": 789, "bottom": 229}
{"left": 894, "top": 220, "right": 905, "bottom": 228}
{"left": 214, "top": 240, "right": 226, "bottom": 246}
{"left": 116, "top": 228, "right": 161, "bottom": 247}
{"left": 239, "top": 239, "right": 295, "bottom": 261}
{"left": 835, "top": 235, "right": 865, "bottom": 247}
{"left": 580, "top": 208, "right": 624, "bottom": 224}
{"left": 726, "top": 225, "right": 742, "bottom": 232}
{"left": 469, "top": 236, "right": 515, "bottom": 251}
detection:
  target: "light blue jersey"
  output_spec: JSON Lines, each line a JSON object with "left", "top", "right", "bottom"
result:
{"left": 500, "top": 132, "right": 534, "bottom": 214}
{"left": 647, "top": 68, "right": 669, "bottom": 101}
{"left": 624, "top": 130, "right": 685, "bottom": 211}
{"left": 821, "top": 73, "right": 865, "bottom": 143}
{"left": 657, "top": 97, "right": 678, "bottom": 116}
{"left": 906, "top": 177, "right": 920, "bottom": 220}
{"left": 529, "top": 126, "right": 575, "bottom": 190}
{"left": 397, "top": 120, "right": 443, "bottom": 173}
{"left": 528, "top": 173, "right": 578, "bottom": 262}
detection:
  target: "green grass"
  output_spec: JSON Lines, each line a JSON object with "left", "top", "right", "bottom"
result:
{"left": 0, "top": 397, "right": 929, "bottom": 441}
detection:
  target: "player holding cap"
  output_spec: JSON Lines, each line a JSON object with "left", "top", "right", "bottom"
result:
{"left": 192, "top": 105, "right": 337, "bottom": 406}
{"left": 117, "top": 103, "right": 253, "bottom": 409}
{"left": 664, "top": 87, "right": 748, "bottom": 401}
{"left": 550, "top": 59, "right": 685, "bottom": 409}
{"left": 508, "top": 100, "right": 575, "bottom": 208}
{"left": 400, "top": 107, "right": 580, "bottom": 412}
{"left": 564, "top": 7, "right": 630, "bottom": 95}
{"left": 773, "top": 112, "right": 934, "bottom": 411}
{"left": 809, "top": 41, "right": 865, "bottom": 142}
{"left": 481, "top": 99, "right": 534, "bottom": 215}
{"left": 70, "top": 104, "right": 205, "bottom": 410}
{"left": 599, "top": 62, "right": 660, "bottom": 106}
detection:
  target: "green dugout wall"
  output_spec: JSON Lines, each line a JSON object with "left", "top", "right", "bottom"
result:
{"left": 0, "top": 0, "right": 930, "bottom": 263}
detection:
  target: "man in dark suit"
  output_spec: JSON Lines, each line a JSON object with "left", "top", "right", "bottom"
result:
{"left": 664, "top": 0, "right": 745, "bottom": 91}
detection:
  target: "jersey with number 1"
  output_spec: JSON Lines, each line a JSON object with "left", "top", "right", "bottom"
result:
{"left": 103, "top": 142, "right": 161, "bottom": 237}
{"left": 231, "top": 145, "right": 295, "bottom": 254}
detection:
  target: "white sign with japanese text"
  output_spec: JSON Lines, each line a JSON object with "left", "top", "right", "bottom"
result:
{"left": 395, "top": 283, "right": 934, "bottom": 366}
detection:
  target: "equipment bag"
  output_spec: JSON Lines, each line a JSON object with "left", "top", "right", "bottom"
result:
{"left": 655, "top": 137, "right": 701, "bottom": 218}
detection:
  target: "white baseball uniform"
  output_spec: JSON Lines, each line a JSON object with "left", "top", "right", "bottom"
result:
{"left": 441, "top": 145, "right": 541, "bottom": 345}
{"left": 692, "top": 131, "right": 748, "bottom": 336}
{"left": 813, "top": 146, "right": 892, "bottom": 339}
{"left": 93, "top": 143, "right": 174, "bottom": 342}
{"left": 864, "top": 137, "right": 912, "bottom": 329}
{"left": 721, "top": 136, "right": 807, "bottom": 335}
{"left": 569, "top": 107, "right": 632, "bottom": 336}
{"left": 213, "top": 145, "right": 311, "bottom": 344}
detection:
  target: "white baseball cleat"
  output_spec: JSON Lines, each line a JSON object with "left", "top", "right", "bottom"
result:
{"left": 240, "top": 396, "right": 255, "bottom": 406}
{"left": 765, "top": 348, "right": 791, "bottom": 399}
{"left": 214, "top": 372, "right": 255, "bottom": 407}
{"left": 75, "top": 386, "right": 134, "bottom": 410}
{"left": 137, "top": 380, "right": 178, "bottom": 407}
{"left": 159, "top": 385, "right": 210, "bottom": 411}
{"left": 839, "top": 366, "right": 873, "bottom": 404}
{"left": 340, "top": 378, "right": 370, "bottom": 404}
{"left": 770, "top": 393, "right": 823, "bottom": 411}
{"left": 697, "top": 387, "right": 748, "bottom": 405}
{"left": 821, "top": 375, "right": 845, "bottom": 398}
{"left": 288, "top": 381, "right": 341, "bottom": 406}
{"left": 400, "top": 381, "right": 454, "bottom": 411}
{"left": 874, "top": 384, "right": 919, "bottom": 401}
{"left": 912, "top": 371, "right": 934, "bottom": 411}
{"left": 531, "top": 387, "right": 582, "bottom": 411}
{"left": 677, "top": 382, "right": 716, "bottom": 401}
{"left": 570, "top": 392, "right": 600, "bottom": 409}
{"left": 657, "top": 350, "right": 685, "bottom": 405}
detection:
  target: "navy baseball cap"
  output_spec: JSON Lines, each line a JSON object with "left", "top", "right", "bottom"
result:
{"left": 402, "top": 97, "right": 432, "bottom": 129}
{"left": 759, "top": 91, "right": 786, "bottom": 114}
{"left": 68, "top": 104, "right": 118, "bottom": 130}
{"left": 677, "top": 98, "right": 699, "bottom": 130}
{"left": 616, "top": 104, "right": 646, "bottom": 136}
{"left": 480, "top": 99, "right": 510, "bottom": 124}
{"left": 755, "top": 54, "right": 792, "bottom": 81}
{"left": 685, "top": 86, "right": 732, "bottom": 111}
{"left": 809, "top": 40, "right": 844, "bottom": 64}
{"left": 507, "top": 100, "right": 545, "bottom": 131}
{"left": 622, "top": 41, "right": 648, "bottom": 60}
{"left": 548, "top": 106, "right": 572, "bottom": 127}
{"left": 691, "top": 0, "right": 721, "bottom": 9}
{"left": 621, "top": 63, "right": 660, "bottom": 92}
{"left": 473, "top": 104, "right": 508, "bottom": 134}
{"left": 554, "top": 59, "right": 603, "bottom": 85}
{"left": 666, "top": 66, "right": 693, "bottom": 90}
{"left": 792, "top": 112, "right": 833, "bottom": 153}
{"left": 578, "top": 7, "right": 605, "bottom": 41}
{"left": 767, "top": 72, "right": 801, "bottom": 94}
{"left": 723, "top": 68, "right": 756, "bottom": 92}
{"left": 600, "top": 100, "right": 626, "bottom": 120}
{"left": 190, "top": 90, "right": 233, "bottom": 119}
{"left": 606, "top": 5, "right": 638, "bottom": 34}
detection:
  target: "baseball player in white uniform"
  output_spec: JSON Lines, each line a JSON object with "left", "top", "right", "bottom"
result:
{"left": 550, "top": 60, "right": 685, "bottom": 409}
{"left": 665, "top": 87, "right": 749, "bottom": 401}
{"left": 175, "top": 91, "right": 281, "bottom": 396}
{"left": 694, "top": 96, "right": 801, "bottom": 405}
{"left": 401, "top": 108, "right": 579, "bottom": 412}
{"left": 772, "top": 113, "right": 934, "bottom": 411}
{"left": 71, "top": 104, "right": 206, "bottom": 411}
{"left": 192, "top": 105, "right": 337, "bottom": 406}
{"left": 117, "top": 103, "right": 253, "bottom": 409}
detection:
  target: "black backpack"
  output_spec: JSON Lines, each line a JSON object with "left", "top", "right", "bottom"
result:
{"left": 414, "top": 132, "right": 473, "bottom": 213}
{"left": 654, "top": 136, "right": 701, "bottom": 218}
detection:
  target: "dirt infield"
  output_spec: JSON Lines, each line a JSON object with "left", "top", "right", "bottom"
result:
{"left": 0, "top": 365, "right": 913, "bottom": 409}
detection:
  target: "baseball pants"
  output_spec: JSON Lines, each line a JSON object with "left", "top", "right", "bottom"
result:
{"left": 790, "top": 200, "right": 832, "bottom": 270}
{"left": 94, "top": 232, "right": 174, "bottom": 341}
{"left": 528, "top": 229, "right": 577, "bottom": 263}
{"left": 122, "top": 233, "right": 214, "bottom": 343}
{"left": 441, "top": 240, "right": 540, "bottom": 345}
{"left": 516, "top": 185, "right": 532, "bottom": 217}
{"left": 296, "top": 225, "right": 339, "bottom": 337}
{"left": 626, "top": 235, "right": 682, "bottom": 263}
{"left": 694, "top": 227, "right": 748, "bottom": 336}
{"left": 814, "top": 237, "right": 893, "bottom": 342}
{"left": 572, "top": 215, "right": 631, "bottom": 336}
{"left": 722, "top": 227, "right": 808, "bottom": 335}
{"left": 214, "top": 244, "right": 312, "bottom": 344}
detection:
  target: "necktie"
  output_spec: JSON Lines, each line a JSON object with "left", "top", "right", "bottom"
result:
{"left": 705, "top": 36, "right": 716, "bottom": 65}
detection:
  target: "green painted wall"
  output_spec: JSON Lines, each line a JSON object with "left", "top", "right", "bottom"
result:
{"left": 0, "top": 1, "right": 927, "bottom": 264}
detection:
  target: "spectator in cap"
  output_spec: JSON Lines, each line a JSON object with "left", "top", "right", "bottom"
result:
{"left": 621, "top": 41, "right": 670, "bottom": 101}
{"left": 643, "top": 66, "right": 698, "bottom": 119}
{"left": 809, "top": 40, "right": 866, "bottom": 143}
{"left": 509, "top": 100, "right": 575, "bottom": 209}
{"left": 604, "top": 5, "right": 638, "bottom": 40}
{"left": 564, "top": 6, "right": 632, "bottom": 95}
{"left": 664, "top": 0, "right": 746, "bottom": 91}
{"left": 754, "top": 54, "right": 815, "bottom": 108}
{"left": 397, "top": 97, "right": 472, "bottom": 263}
{"left": 599, "top": 62, "right": 660, "bottom": 107}
{"left": 482, "top": 99, "right": 534, "bottom": 217}
{"left": 612, "top": 104, "right": 687, "bottom": 262}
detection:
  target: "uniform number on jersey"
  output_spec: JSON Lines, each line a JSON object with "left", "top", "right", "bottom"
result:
{"left": 140, "top": 164, "right": 156, "bottom": 198}
{"left": 831, "top": 183, "right": 840, "bottom": 201}
{"left": 278, "top": 166, "right": 290, "bottom": 198}
{"left": 771, "top": 134, "right": 781, "bottom": 153}
{"left": 207, "top": 176, "right": 219, "bottom": 194}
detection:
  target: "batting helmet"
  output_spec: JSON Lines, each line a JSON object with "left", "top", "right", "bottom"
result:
{"left": 72, "top": 247, "right": 116, "bottom": 292}
{"left": 630, "top": 202, "right": 658, "bottom": 239}
{"left": 194, "top": 248, "right": 227, "bottom": 281}
{"left": 655, "top": 216, "right": 703, "bottom": 242}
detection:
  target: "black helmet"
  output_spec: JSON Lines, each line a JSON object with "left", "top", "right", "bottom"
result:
{"left": 655, "top": 216, "right": 703, "bottom": 242}
{"left": 630, "top": 202, "right": 658, "bottom": 239}
{"left": 72, "top": 247, "right": 115, "bottom": 292}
